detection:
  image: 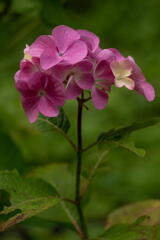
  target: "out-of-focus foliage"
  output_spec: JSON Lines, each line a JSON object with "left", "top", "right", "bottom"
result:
{"left": 0, "top": 0, "right": 160, "bottom": 239}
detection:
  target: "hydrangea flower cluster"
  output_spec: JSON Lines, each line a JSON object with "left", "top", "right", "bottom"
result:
{"left": 15, "top": 25, "right": 155, "bottom": 123}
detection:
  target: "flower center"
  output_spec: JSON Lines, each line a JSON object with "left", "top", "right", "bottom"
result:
{"left": 59, "top": 52, "right": 64, "bottom": 56}
{"left": 38, "top": 90, "right": 46, "bottom": 97}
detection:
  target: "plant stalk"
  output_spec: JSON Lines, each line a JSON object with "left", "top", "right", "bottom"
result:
{"left": 75, "top": 95, "right": 88, "bottom": 239}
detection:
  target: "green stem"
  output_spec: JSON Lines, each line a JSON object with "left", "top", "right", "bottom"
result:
{"left": 75, "top": 96, "right": 88, "bottom": 239}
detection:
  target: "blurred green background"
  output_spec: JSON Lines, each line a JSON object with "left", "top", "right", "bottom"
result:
{"left": 0, "top": 0, "right": 160, "bottom": 239}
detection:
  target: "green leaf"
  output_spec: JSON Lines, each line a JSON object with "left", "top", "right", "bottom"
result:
{"left": 0, "top": 170, "right": 60, "bottom": 231}
{"left": 106, "top": 200, "right": 160, "bottom": 228}
{"left": 100, "top": 223, "right": 159, "bottom": 240}
{"left": 35, "top": 109, "right": 70, "bottom": 133}
{"left": 97, "top": 118, "right": 160, "bottom": 157}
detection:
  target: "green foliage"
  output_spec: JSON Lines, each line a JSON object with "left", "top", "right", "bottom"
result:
{"left": 0, "top": 170, "right": 60, "bottom": 231}
{"left": 97, "top": 118, "right": 160, "bottom": 157}
{"left": 99, "top": 223, "right": 159, "bottom": 240}
{"left": 107, "top": 200, "right": 160, "bottom": 228}
{"left": 35, "top": 109, "right": 70, "bottom": 133}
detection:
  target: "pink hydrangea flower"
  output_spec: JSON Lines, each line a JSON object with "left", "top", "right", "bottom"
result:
{"left": 15, "top": 25, "right": 155, "bottom": 123}
{"left": 52, "top": 60, "right": 94, "bottom": 99}
{"left": 16, "top": 72, "right": 65, "bottom": 123}
{"left": 28, "top": 25, "right": 88, "bottom": 70}
{"left": 109, "top": 48, "right": 155, "bottom": 101}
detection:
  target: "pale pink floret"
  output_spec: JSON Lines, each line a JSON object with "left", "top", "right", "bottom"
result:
{"left": 16, "top": 72, "right": 65, "bottom": 123}
{"left": 52, "top": 60, "right": 94, "bottom": 99}
{"left": 28, "top": 25, "right": 88, "bottom": 70}
{"left": 109, "top": 49, "right": 155, "bottom": 101}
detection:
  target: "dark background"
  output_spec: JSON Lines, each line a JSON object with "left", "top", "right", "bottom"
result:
{"left": 0, "top": 0, "right": 160, "bottom": 239}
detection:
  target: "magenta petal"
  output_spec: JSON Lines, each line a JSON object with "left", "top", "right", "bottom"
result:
{"left": 76, "top": 73, "right": 94, "bottom": 89}
{"left": 40, "top": 49, "right": 60, "bottom": 70}
{"left": 97, "top": 49, "right": 115, "bottom": 62}
{"left": 28, "top": 72, "right": 42, "bottom": 91}
{"left": 51, "top": 64, "right": 71, "bottom": 82}
{"left": 77, "top": 29, "right": 100, "bottom": 52}
{"left": 109, "top": 48, "right": 124, "bottom": 61}
{"left": 25, "top": 108, "right": 39, "bottom": 123}
{"left": 14, "top": 71, "right": 21, "bottom": 82}
{"left": 91, "top": 87, "right": 108, "bottom": 110}
{"left": 95, "top": 60, "right": 114, "bottom": 81}
{"left": 22, "top": 96, "right": 39, "bottom": 123}
{"left": 66, "top": 80, "right": 82, "bottom": 99}
{"left": 19, "top": 60, "right": 36, "bottom": 81}
{"left": 38, "top": 97, "right": 59, "bottom": 117}
{"left": 136, "top": 81, "right": 155, "bottom": 102}
{"left": 52, "top": 25, "right": 80, "bottom": 53}
{"left": 45, "top": 79, "right": 65, "bottom": 106}
{"left": 128, "top": 56, "right": 145, "bottom": 81}
{"left": 29, "top": 35, "right": 56, "bottom": 57}
{"left": 76, "top": 60, "right": 93, "bottom": 72}
{"left": 63, "top": 40, "right": 87, "bottom": 64}
{"left": 16, "top": 80, "right": 37, "bottom": 97}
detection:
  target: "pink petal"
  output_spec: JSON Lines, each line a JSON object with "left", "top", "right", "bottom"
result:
{"left": 38, "top": 97, "right": 59, "bottom": 117}
{"left": 136, "top": 81, "right": 155, "bottom": 102}
{"left": 28, "top": 72, "right": 42, "bottom": 91}
{"left": 26, "top": 108, "right": 39, "bottom": 123}
{"left": 75, "top": 60, "right": 93, "bottom": 72}
{"left": 16, "top": 80, "right": 37, "bottom": 97}
{"left": 63, "top": 40, "right": 87, "bottom": 64}
{"left": 91, "top": 86, "right": 108, "bottom": 110}
{"left": 95, "top": 60, "right": 114, "bottom": 81}
{"left": 17, "top": 60, "right": 36, "bottom": 82}
{"left": 40, "top": 49, "right": 60, "bottom": 70}
{"left": 65, "top": 79, "right": 82, "bottom": 99}
{"left": 77, "top": 29, "right": 100, "bottom": 52}
{"left": 76, "top": 73, "right": 94, "bottom": 89}
{"left": 51, "top": 64, "right": 71, "bottom": 82}
{"left": 128, "top": 56, "right": 145, "bottom": 81}
{"left": 45, "top": 78, "right": 65, "bottom": 106}
{"left": 22, "top": 96, "right": 39, "bottom": 123}
{"left": 29, "top": 35, "right": 56, "bottom": 57}
{"left": 52, "top": 25, "right": 80, "bottom": 53}
{"left": 14, "top": 70, "right": 21, "bottom": 82}
{"left": 96, "top": 49, "right": 115, "bottom": 62}
{"left": 109, "top": 48, "right": 124, "bottom": 61}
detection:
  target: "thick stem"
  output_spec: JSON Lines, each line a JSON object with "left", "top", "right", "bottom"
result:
{"left": 75, "top": 96, "right": 88, "bottom": 239}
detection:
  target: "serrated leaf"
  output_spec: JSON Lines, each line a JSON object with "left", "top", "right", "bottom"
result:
{"left": 35, "top": 109, "right": 70, "bottom": 133}
{"left": 106, "top": 200, "right": 160, "bottom": 228}
{"left": 98, "top": 118, "right": 160, "bottom": 157}
{"left": 0, "top": 170, "right": 60, "bottom": 231}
